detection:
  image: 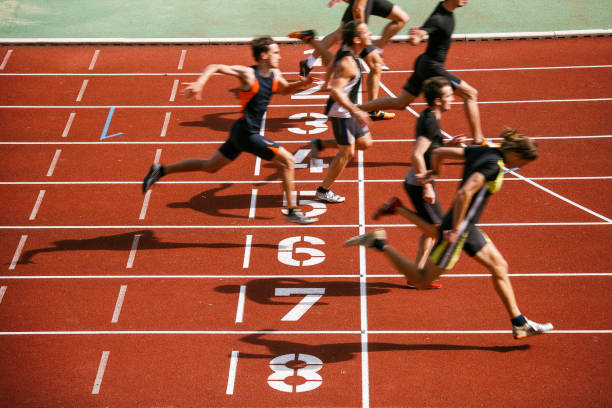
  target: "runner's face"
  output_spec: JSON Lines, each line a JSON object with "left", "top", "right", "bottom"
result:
{"left": 440, "top": 85, "right": 454, "bottom": 111}
{"left": 264, "top": 43, "right": 281, "bottom": 68}
{"left": 357, "top": 23, "right": 372, "bottom": 47}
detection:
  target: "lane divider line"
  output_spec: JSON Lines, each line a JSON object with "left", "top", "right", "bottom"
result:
{"left": 100, "top": 107, "right": 123, "bottom": 140}
{"left": 9, "top": 235, "right": 28, "bottom": 270}
{"left": 248, "top": 189, "right": 258, "bottom": 219}
{"left": 126, "top": 234, "right": 141, "bottom": 269}
{"left": 154, "top": 148, "right": 162, "bottom": 164}
{"left": 235, "top": 285, "right": 246, "bottom": 324}
{"left": 88, "top": 50, "right": 100, "bottom": 71}
{"left": 160, "top": 112, "right": 171, "bottom": 137}
{"left": 46, "top": 149, "right": 62, "bottom": 176}
{"left": 61, "top": 112, "right": 76, "bottom": 138}
{"left": 177, "top": 49, "right": 186, "bottom": 70}
{"left": 0, "top": 286, "right": 6, "bottom": 304}
{"left": 111, "top": 285, "right": 127, "bottom": 323}
{"left": 91, "top": 350, "right": 110, "bottom": 394}
{"left": 76, "top": 79, "right": 88, "bottom": 102}
{"left": 169, "top": 79, "right": 179, "bottom": 101}
{"left": 254, "top": 157, "right": 261, "bottom": 176}
{"left": 29, "top": 190, "right": 46, "bottom": 220}
{"left": 0, "top": 49, "right": 12, "bottom": 70}
{"left": 139, "top": 191, "right": 152, "bottom": 220}
{"left": 242, "top": 235, "right": 252, "bottom": 268}
{"left": 226, "top": 350, "right": 239, "bottom": 395}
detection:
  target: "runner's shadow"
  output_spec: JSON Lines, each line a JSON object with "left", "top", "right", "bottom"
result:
{"left": 166, "top": 183, "right": 281, "bottom": 220}
{"left": 238, "top": 332, "right": 531, "bottom": 363}
{"left": 179, "top": 110, "right": 319, "bottom": 133}
{"left": 16, "top": 229, "right": 276, "bottom": 265}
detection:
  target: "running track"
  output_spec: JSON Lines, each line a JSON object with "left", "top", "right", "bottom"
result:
{"left": 0, "top": 37, "right": 611, "bottom": 407}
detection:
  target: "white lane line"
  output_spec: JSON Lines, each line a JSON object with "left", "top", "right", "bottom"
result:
{"left": 29, "top": 190, "right": 46, "bottom": 220}
{"left": 226, "top": 350, "right": 240, "bottom": 395}
{"left": 88, "top": 50, "right": 100, "bottom": 70}
{"left": 76, "top": 79, "right": 88, "bottom": 102}
{"left": 126, "top": 234, "right": 141, "bottom": 268}
{"left": 91, "top": 350, "right": 110, "bottom": 394}
{"left": 160, "top": 112, "right": 171, "bottom": 137}
{"left": 61, "top": 112, "right": 76, "bottom": 138}
{"left": 177, "top": 49, "right": 186, "bottom": 70}
{"left": 111, "top": 285, "right": 127, "bottom": 323}
{"left": 139, "top": 191, "right": 152, "bottom": 220}
{"left": 248, "top": 189, "right": 258, "bottom": 219}
{"left": 169, "top": 79, "right": 179, "bottom": 101}
{"left": 9, "top": 235, "right": 28, "bottom": 270}
{"left": 254, "top": 157, "right": 261, "bottom": 176}
{"left": 0, "top": 286, "right": 7, "bottom": 304}
{"left": 235, "top": 285, "right": 246, "bottom": 324}
{"left": 46, "top": 149, "right": 62, "bottom": 177}
{"left": 0, "top": 49, "right": 12, "bottom": 70}
{"left": 154, "top": 148, "right": 162, "bottom": 164}
{"left": 242, "top": 235, "right": 252, "bottom": 268}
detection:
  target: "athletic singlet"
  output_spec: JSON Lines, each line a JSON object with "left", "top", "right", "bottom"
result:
{"left": 422, "top": 2, "right": 454, "bottom": 64}
{"left": 325, "top": 48, "right": 362, "bottom": 118}
{"left": 239, "top": 65, "right": 278, "bottom": 133}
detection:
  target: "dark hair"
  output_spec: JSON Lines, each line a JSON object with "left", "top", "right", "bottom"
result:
{"left": 500, "top": 127, "right": 539, "bottom": 161}
{"left": 251, "top": 36, "right": 274, "bottom": 61}
{"left": 342, "top": 19, "right": 363, "bottom": 45}
{"left": 422, "top": 76, "right": 451, "bottom": 106}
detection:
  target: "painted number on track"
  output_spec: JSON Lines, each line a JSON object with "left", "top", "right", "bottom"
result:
{"left": 288, "top": 112, "right": 328, "bottom": 134}
{"left": 278, "top": 236, "right": 325, "bottom": 267}
{"left": 268, "top": 353, "right": 323, "bottom": 393}
{"left": 275, "top": 288, "right": 325, "bottom": 321}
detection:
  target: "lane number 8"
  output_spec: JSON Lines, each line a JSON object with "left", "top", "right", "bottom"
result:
{"left": 268, "top": 353, "right": 323, "bottom": 393}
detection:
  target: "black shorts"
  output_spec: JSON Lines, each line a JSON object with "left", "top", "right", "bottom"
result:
{"left": 429, "top": 223, "right": 490, "bottom": 270}
{"left": 342, "top": 0, "right": 394, "bottom": 24}
{"left": 329, "top": 116, "right": 369, "bottom": 145}
{"left": 403, "top": 54, "right": 462, "bottom": 97}
{"left": 219, "top": 120, "right": 279, "bottom": 161}
{"left": 403, "top": 182, "right": 444, "bottom": 225}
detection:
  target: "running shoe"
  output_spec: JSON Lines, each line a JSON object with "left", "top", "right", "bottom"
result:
{"left": 512, "top": 318, "right": 554, "bottom": 339}
{"left": 406, "top": 280, "right": 442, "bottom": 290}
{"left": 369, "top": 110, "right": 395, "bottom": 121}
{"left": 316, "top": 189, "right": 345, "bottom": 203}
{"left": 142, "top": 164, "right": 163, "bottom": 193}
{"left": 310, "top": 138, "right": 322, "bottom": 159}
{"left": 286, "top": 209, "right": 318, "bottom": 224}
{"left": 288, "top": 29, "right": 316, "bottom": 43}
{"left": 299, "top": 59, "right": 312, "bottom": 77}
{"left": 344, "top": 229, "right": 387, "bottom": 247}
{"left": 372, "top": 196, "right": 403, "bottom": 220}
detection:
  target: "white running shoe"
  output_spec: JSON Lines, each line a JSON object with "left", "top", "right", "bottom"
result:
{"left": 344, "top": 229, "right": 387, "bottom": 247}
{"left": 316, "top": 189, "right": 345, "bottom": 203}
{"left": 286, "top": 209, "right": 318, "bottom": 224}
{"left": 512, "top": 318, "right": 554, "bottom": 339}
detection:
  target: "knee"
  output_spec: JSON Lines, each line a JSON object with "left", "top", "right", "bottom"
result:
{"left": 367, "top": 59, "right": 383, "bottom": 76}
{"left": 356, "top": 137, "right": 373, "bottom": 150}
{"left": 338, "top": 149, "right": 353, "bottom": 161}
{"left": 462, "top": 86, "right": 478, "bottom": 102}
{"left": 280, "top": 154, "right": 295, "bottom": 171}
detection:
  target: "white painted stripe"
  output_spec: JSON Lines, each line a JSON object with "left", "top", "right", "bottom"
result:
{"left": 358, "top": 149, "right": 370, "bottom": 408}
{"left": 254, "top": 156, "right": 261, "bottom": 176}
{"left": 61, "top": 112, "right": 76, "bottom": 138}
{"left": 29, "top": 190, "right": 46, "bottom": 220}
{"left": 0, "top": 49, "right": 12, "bottom": 70}
{"left": 235, "top": 285, "right": 246, "bottom": 323}
{"left": 9, "top": 235, "right": 27, "bottom": 270}
{"left": 160, "top": 112, "right": 171, "bottom": 137}
{"left": 0, "top": 286, "right": 6, "bottom": 304}
{"left": 139, "top": 190, "right": 152, "bottom": 220}
{"left": 88, "top": 50, "right": 100, "bottom": 70}
{"left": 242, "top": 235, "right": 252, "bottom": 268}
{"left": 154, "top": 148, "right": 162, "bottom": 164}
{"left": 46, "top": 149, "right": 62, "bottom": 176}
{"left": 177, "top": 49, "right": 186, "bottom": 70}
{"left": 248, "top": 189, "right": 257, "bottom": 219}
{"left": 169, "top": 79, "right": 179, "bottom": 101}
{"left": 91, "top": 350, "right": 110, "bottom": 394}
{"left": 126, "top": 234, "right": 141, "bottom": 268}
{"left": 373, "top": 273, "right": 612, "bottom": 278}
{"left": 111, "top": 285, "right": 127, "bottom": 323}
{"left": 76, "top": 79, "right": 88, "bottom": 102}
{"left": 226, "top": 350, "right": 239, "bottom": 394}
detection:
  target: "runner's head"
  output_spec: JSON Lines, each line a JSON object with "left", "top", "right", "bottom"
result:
{"left": 423, "top": 76, "right": 454, "bottom": 111}
{"left": 500, "top": 127, "right": 539, "bottom": 168}
{"left": 342, "top": 19, "right": 372, "bottom": 49}
{"left": 251, "top": 36, "right": 281, "bottom": 67}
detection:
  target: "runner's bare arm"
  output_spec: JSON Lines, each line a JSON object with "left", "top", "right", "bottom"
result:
{"left": 329, "top": 57, "right": 371, "bottom": 126}
{"left": 274, "top": 69, "right": 315, "bottom": 95}
{"left": 182, "top": 64, "right": 254, "bottom": 100}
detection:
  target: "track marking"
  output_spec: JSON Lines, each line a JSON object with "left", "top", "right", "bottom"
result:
{"left": 91, "top": 350, "right": 110, "bottom": 394}
{"left": 76, "top": 79, "right": 88, "bottom": 102}
{"left": 226, "top": 350, "right": 239, "bottom": 394}
{"left": 111, "top": 285, "right": 127, "bottom": 323}
{"left": 126, "top": 234, "right": 141, "bottom": 268}
{"left": 177, "top": 49, "right": 186, "bottom": 70}
{"left": 169, "top": 79, "right": 179, "bottom": 101}
{"left": 254, "top": 157, "right": 261, "bottom": 176}
{"left": 0, "top": 286, "right": 7, "bottom": 304}
{"left": 248, "top": 189, "right": 258, "bottom": 219}
{"left": 235, "top": 285, "right": 246, "bottom": 323}
{"left": 139, "top": 190, "right": 152, "bottom": 220}
{"left": 29, "top": 190, "right": 46, "bottom": 220}
{"left": 154, "top": 148, "right": 162, "bottom": 164}
{"left": 242, "top": 234, "right": 252, "bottom": 268}
{"left": 99, "top": 107, "right": 123, "bottom": 140}
{"left": 61, "top": 112, "right": 76, "bottom": 138}
{"left": 88, "top": 50, "right": 100, "bottom": 70}
{"left": 9, "top": 235, "right": 27, "bottom": 270}
{"left": 0, "top": 49, "right": 12, "bottom": 70}
{"left": 1, "top": 330, "right": 609, "bottom": 335}
{"left": 160, "top": 112, "right": 171, "bottom": 137}
{"left": 46, "top": 149, "right": 62, "bottom": 176}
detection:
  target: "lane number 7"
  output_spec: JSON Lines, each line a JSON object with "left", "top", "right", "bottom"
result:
{"left": 275, "top": 288, "right": 325, "bottom": 321}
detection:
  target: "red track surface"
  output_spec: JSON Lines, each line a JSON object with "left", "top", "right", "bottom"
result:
{"left": 1, "top": 38, "right": 611, "bottom": 407}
